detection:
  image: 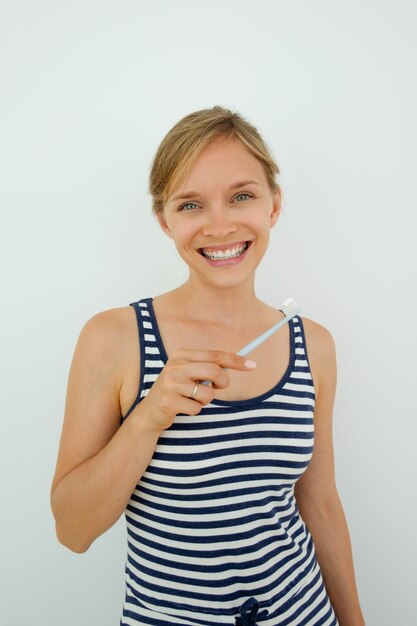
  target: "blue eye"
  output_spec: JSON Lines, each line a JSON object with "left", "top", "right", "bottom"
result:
{"left": 178, "top": 202, "right": 198, "bottom": 211}
{"left": 235, "top": 192, "right": 253, "bottom": 202}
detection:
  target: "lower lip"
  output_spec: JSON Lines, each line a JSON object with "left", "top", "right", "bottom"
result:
{"left": 199, "top": 244, "right": 251, "bottom": 266}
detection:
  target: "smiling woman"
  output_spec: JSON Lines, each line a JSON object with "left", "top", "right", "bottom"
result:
{"left": 50, "top": 106, "right": 365, "bottom": 626}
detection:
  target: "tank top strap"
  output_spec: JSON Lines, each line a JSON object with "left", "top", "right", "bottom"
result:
{"left": 122, "top": 298, "right": 165, "bottom": 421}
{"left": 289, "top": 314, "right": 315, "bottom": 399}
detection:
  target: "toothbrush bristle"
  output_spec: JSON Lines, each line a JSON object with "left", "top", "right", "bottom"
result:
{"left": 281, "top": 298, "right": 299, "bottom": 317}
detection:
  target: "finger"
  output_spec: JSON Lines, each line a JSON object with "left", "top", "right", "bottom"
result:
{"left": 189, "top": 382, "right": 199, "bottom": 401}
{"left": 170, "top": 362, "right": 230, "bottom": 390}
{"left": 186, "top": 382, "right": 215, "bottom": 405}
{"left": 171, "top": 349, "right": 257, "bottom": 372}
{"left": 176, "top": 397, "right": 208, "bottom": 416}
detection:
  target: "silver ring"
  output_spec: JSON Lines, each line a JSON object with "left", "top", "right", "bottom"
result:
{"left": 190, "top": 383, "right": 199, "bottom": 400}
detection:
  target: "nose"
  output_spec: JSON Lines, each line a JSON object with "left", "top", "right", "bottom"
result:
{"left": 201, "top": 207, "right": 238, "bottom": 239}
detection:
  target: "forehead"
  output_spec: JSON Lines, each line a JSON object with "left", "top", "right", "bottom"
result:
{"left": 192, "top": 137, "right": 263, "bottom": 179}
{"left": 170, "top": 138, "right": 267, "bottom": 199}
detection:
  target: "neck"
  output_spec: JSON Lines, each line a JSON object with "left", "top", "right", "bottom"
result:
{"left": 168, "top": 276, "right": 262, "bottom": 330}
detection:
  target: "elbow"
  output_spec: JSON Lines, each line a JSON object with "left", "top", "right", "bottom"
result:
{"left": 51, "top": 501, "right": 92, "bottom": 553}
{"left": 54, "top": 522, "right": 92, "bottom": 553}
{"left": 51, "top": 488, "right": 93, "bottom": 554}
{"left": 68, "top": 543, "right": 91, "bottom": 554}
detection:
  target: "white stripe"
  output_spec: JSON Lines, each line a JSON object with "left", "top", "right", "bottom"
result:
{"left": 150, "top": 449, "right": 312, "bottom": 472}
{"left": 159, "top": 422, "right": 313, "bottom": 440}
{"left": 144, "top": 359, "right": 164, "bottom": 368}
{"left": 172, "top": 405, "right": 314, "bottom": 424}
{"left": 135, "top": 487, "right": 295, "bottom": 512}
{"left": 145, "top": 346, "right": 160, "bottom": 355}
{"left": 294, "top": 358, "right": 309, "bottom": 367}
{"left": 127, "top": 502, "right": 296, "bottom": 537}
{"left": 283, "top": 382, "right": 315, "bottom": 394}
{"left": 143, "top": 374, "right": 159, "bottom": 384}
{"left": 142, "top": 465, "right": 305, "bottom": 485}
{"left": 289, "top": 371, "right": 313, "bottom": 380}
{"left": 138, "top": 478, "right": 294, "bottom": 498}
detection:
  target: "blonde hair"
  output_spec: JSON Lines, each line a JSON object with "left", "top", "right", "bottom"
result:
{"left": 149, "top": 105, "right": 281, "bottom": 215}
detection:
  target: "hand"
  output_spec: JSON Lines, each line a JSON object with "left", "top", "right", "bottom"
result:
{"left": 137, "top": 349, "right": 256, "bottom": 434}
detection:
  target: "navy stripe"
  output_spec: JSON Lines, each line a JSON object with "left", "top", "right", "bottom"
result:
{"left": 167, "top": 414, "right": 314, "bottom": 431}
{"left": 140, "top": 472, "right": 298, "bottom": 490}
{"left": 127, "top": 514, "right": 296, "bottom": 545}
{"left": 138, "top": 482, "right": 293, "bottom": 502}
{"left": 129, "top": 492, "right": 294, "bottom": 517}
{"left": 145, "top": 458, "right": 312, "bottom": 478}
{"left": 152, "top": 443, "right": 313, "bottom": 463}
{"left": 127, "top": 502, "right": 295, "bottom": 530}
{"left": 157, "top": 429, "right": 313, "bottom": 447}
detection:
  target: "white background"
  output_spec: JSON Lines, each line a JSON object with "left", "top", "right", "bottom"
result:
{"left": 1, "top": 1, "right": 416, "bottom": 624}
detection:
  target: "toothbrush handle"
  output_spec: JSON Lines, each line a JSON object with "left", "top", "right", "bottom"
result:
{"left": 200, "top": 308, "right": 301, "bottom": 386}
{"left": 237, "top": 308, "right": 301, "bottom": 356}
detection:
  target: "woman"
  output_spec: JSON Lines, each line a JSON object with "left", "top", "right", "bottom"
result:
{"left": 51, "top": 106, "right": 365, "bottom": 625}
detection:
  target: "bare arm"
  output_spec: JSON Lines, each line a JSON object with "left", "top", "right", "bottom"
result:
{"left": 295, "top": 322, "right": 365, "bottom": 626}
{"left": 50, "top": 310, "right": 160, "bottom": 552}
{"left": 50, "top": 309, "right": 255, "bottom": 553}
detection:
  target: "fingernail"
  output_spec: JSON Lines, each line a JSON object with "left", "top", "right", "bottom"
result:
{"left": 244, "top": 359, "right": 257, "bottom": 369}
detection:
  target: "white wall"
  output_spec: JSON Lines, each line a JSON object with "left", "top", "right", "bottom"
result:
{"left": 1, "top": 1, "right": 416, "bottom": 624}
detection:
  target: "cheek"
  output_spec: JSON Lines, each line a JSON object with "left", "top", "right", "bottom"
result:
{"left": 172, "top": 223, "right": 200, "bottom": 248}
{"left": 246, "top": 214, "right": 271, "bottom": 234}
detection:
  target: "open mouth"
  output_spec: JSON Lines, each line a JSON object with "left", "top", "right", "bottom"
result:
{"left": 199, "top": 241, "right": 251, "bottom": 261}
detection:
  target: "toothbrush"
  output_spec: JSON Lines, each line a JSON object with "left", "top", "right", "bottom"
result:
{"left": 200, "top": 298, "right": 300, "bottom": 386}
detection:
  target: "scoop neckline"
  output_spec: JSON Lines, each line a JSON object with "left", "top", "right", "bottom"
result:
{"left": 145, "top": 297, "right": 296, "bottom": 407}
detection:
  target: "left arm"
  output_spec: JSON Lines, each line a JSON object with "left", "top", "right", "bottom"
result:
{"left": 295, "top": 321, "right": 365, "bottom": 626}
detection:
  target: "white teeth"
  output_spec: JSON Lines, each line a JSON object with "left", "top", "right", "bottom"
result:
{"left": 201, "top": 243, "right": 248, "bottom": 260}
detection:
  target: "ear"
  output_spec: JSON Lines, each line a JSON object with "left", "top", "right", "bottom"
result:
{"left": 269, "top": 189, "right": 281, "bottom": 228}
{"left": 157, "top": 212, "right": 173, "bottom": 239}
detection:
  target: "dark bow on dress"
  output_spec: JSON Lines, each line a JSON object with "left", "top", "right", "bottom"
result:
{"left": 235, "top": 597, "right": 269, "bottom": 626}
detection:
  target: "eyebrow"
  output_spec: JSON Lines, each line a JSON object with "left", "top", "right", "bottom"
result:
{"left": 171, "top": 179, "right": 261, "bottom": 201}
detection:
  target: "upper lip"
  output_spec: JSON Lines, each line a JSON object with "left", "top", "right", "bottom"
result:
{"left": 198, "top": 241, "right": 250, "bottom": 251}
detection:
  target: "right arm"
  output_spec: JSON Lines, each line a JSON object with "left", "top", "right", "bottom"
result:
{"left": 50, "top": 310, "right": 254, "bottom": 553}
{"left": 50, "top": 309, "right": 160, "bottom": 553}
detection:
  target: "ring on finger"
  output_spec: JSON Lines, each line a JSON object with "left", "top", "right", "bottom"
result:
{"left": 190, "top": 382, "right": 199, "bottom": 400}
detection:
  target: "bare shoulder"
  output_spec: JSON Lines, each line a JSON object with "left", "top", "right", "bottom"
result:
{"left": 80, "top": 305, "right": 135, "bottom": 360}
{"left": 299, "top": 316, "right": 337, "bottom": 398}
{"left": 82, "top": 304, "right": 134, "bottom": 336}
{"left": 300, "top": 316, "right": 336, "bottom": 354}
{"left": 73, "top": 306, "right": 132, "bottom": 384}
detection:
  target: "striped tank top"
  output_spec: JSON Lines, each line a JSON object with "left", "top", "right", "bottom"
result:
{"left": 120, "top": 298, "right": 338, "bottom": 626}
